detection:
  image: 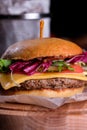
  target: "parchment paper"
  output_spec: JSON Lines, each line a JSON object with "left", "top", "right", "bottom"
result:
{"left": 0, "top": 89, "right": 87, "bottom": 109}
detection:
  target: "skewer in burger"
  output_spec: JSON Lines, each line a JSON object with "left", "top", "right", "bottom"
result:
{"left": 0, "top": 21, "right": 87, "bottom": 97}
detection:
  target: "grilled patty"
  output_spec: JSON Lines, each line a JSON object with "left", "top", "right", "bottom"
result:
{"left": 0, "top": 78, "right": 87, "bottom": 95}
{"left": 4, "top": 78, "right": 87, "bottom": 92}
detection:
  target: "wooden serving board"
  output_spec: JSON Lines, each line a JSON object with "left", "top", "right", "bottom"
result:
{"left": 0, "top": 100, "right": 87, "bottom": 130}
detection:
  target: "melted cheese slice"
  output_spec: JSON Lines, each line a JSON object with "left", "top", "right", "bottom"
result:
{"left": 0, "top": 72, "right": 87, "bottom": 90}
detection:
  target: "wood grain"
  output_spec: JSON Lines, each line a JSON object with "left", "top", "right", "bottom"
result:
{"left": 0, "top": 101, "right": 87, "bottom": 130}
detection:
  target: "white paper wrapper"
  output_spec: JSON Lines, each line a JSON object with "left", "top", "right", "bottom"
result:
{"left": 0, "top": 90, "right": 87, "bottom": 109}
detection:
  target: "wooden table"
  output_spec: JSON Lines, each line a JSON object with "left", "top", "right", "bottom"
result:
{"left": 0, "top": 100, "right": 87, "bottom": 130}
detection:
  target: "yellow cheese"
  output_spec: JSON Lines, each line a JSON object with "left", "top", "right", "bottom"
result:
{"left": 0, "top": 72, "right": 87, "bottom": 90}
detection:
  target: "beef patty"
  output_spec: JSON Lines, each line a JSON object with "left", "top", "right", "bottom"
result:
{"left": 0, "top": 78, "right": 86, "bottom": 93}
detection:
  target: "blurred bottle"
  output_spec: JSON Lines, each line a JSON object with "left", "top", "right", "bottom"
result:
{"left": 0, "top": 0, "right": 51, "bottom": 56}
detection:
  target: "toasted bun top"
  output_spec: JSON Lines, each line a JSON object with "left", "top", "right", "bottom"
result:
{"left": 2, "top": 38, "right": 82, "bottom": 60}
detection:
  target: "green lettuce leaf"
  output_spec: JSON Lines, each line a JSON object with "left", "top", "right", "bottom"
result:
{"left": 0, "top": 59, "right": 12, "bottom": 72}
{"left": 52, "top": 60, "right": 74, "bottom": 72}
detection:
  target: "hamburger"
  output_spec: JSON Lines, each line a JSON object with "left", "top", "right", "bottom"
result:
{"left": 0, "top": 37, "right": 87, "bottom": 97}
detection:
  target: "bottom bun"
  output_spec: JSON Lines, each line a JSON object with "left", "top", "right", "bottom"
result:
{"left": 2, "top": 87, "right": 84, "bottom": 98}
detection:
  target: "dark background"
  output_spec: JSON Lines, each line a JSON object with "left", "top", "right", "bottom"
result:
{"left": 50, "top": 0, "right": 87, "bottom": 49}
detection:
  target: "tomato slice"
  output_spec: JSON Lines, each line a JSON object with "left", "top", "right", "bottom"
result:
{"left": 62, "top": 64, "right": 84, "bottom": 73}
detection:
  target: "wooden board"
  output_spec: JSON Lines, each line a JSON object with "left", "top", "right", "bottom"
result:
{"left": 0, "top": 100, "right": 87, "bottom": 130}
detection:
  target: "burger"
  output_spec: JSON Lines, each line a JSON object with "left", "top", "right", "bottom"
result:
{"left": 0, "top": 37, "right": 87, "bottom": 97}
